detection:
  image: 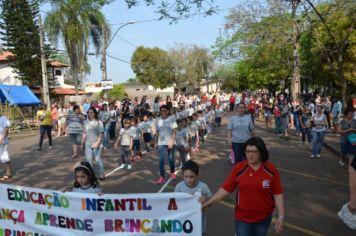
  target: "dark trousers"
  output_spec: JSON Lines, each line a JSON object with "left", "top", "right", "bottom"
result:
{"left": 230, "top": 103, "right": 235, "bottom": 112}
{"left": 39, "top": 125, "right": 52, "bottom": 148}
{"left": 109, "top": 122, "right": 116, "bottom": 140}
{"left": 232, "top": 142, "right": 246, "bottom": 163}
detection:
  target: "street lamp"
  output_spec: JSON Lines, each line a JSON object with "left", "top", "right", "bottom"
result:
{"left": 101, "top": 20, "right": 135, "bottom": 99}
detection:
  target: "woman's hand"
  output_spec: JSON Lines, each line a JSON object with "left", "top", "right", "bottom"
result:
{"left": 275, "top": 215, "right": 284, "bottom": 233}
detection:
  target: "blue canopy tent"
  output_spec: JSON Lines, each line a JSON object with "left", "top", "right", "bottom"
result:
{"left": 0, "top": 85, "right": 41, "bottom": 134}
{"left": 0, "top": 84, "right": 41, "bottom": 106}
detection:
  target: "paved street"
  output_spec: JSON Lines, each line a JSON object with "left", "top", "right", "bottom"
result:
{"left": 1, "top": 113, "right": 354, "bottom": 236}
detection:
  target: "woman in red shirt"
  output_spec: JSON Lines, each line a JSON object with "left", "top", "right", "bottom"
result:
{"left": 203, "top": 137, "right": 284, "bottom": 235}
{"left": 211, "top": 95, "right": 217, "bottom": 107}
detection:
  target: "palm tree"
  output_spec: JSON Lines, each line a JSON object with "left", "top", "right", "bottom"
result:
{"left": 44, "top": 0, "right": 110, "bottom": 95}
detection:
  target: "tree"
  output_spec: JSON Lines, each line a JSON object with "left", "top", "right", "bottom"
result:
{"left": 45, "top": 0, "right": 110, "bottom": 95}
{"left": 101, "top": 83, "right": 126, "bottom": 100}
{"left": 131, "top": 46, "right": 174, "bottom": 88}
{"left": 302, "top": 0, "right": 355, "bottom": 105}
{"left": 122, "top": 0, "right": 217, "bottom": 21}
{"left": 185, "top": 46, "right": 213, "bottom": 91}
{"left": 0, "top": 0, "right": 42, "bottom": 87}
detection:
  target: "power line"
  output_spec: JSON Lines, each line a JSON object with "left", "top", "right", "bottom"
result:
{"left": 116, "top": 35, "right": 137, "bottom": 48}
{"left": 106, "top": 54, "right": 131, "bottom": 64}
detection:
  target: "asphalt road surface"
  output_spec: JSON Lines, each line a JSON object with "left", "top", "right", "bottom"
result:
{"left": 1, "top": 114, "right": 354, "bottom": 236}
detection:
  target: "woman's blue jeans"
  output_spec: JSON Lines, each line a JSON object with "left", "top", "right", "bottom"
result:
{"left": 311, "top": 131, "right": 326, "bottom": 156}
{"left": 85, "top": 145, "right": 104, "bottom": 177}
{"left": 235, "top": 215, "right": 272, "bottom": 236}
{"left": 158, "top": 145, "right": 175, "bottom": 178}
{"left": 274, "top": 117, "right": 283, "bottom": 134}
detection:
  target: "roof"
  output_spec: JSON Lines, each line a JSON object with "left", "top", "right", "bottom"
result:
{"left": 0, "top": 51, "right": 14, "bottom": 63}
{"left": 0, "top": 51, "right": 69, "bottom": 68}
{"left": 48, "top": 60, "right": 69, "bottom": 68}
{"left": 0, "top": 84, "right": 42, "bottom": 106}
{"left": 52, "top": 88, "right": 86, "bottom": 95}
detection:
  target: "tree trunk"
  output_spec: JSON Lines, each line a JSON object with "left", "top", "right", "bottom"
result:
{"left": 337, "top": 52, "right": 347, "bottom": 108}
{"left": 290, "top": 0, "right": 301, "bottom": 99}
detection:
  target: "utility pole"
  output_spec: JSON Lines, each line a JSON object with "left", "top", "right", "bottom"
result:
{"left": 100, "top": 20, "right": 135, "bottom": 100}
{"left": 38, "top": 14, "right": 50, "bottom": 107}
{"left": 101, "top": 27, "right": 108, "bottom": 99}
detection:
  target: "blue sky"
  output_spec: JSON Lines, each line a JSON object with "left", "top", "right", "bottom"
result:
{"left": 42, "top": 0, "right": 239, "bottom": 84}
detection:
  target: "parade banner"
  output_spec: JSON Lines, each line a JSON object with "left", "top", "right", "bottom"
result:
{"left": 0, "top": 184, "right": 202, "bottom": 236}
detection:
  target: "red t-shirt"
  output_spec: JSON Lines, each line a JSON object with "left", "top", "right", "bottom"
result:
{"left": 222, "top": 161, "right": 283, "bottom": 223}
{"left": 211, "top": 97, "right": 217, "bottom": 106}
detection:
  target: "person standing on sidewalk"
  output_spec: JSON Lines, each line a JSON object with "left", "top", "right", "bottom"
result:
{"left": 227, "top": 103, "right": 255, "bottom": 163}
{"left": 37, "top": 104, "right": 53, "bottom": 150}
{"left": 310, "top": 106, "right": 328, "bottom": 158}
{"left": 337, "top": 108, "right": 356, "bottom": 166}
{"left": 66, "top": 105, "right": 85, "bottom": 158}
{"left": 0, "top": 112, "right": 12, "bottom": 181}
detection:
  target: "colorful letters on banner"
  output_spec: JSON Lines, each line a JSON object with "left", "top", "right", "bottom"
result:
{"left": 0, "top": 184, "right": 202, "bottom": 236}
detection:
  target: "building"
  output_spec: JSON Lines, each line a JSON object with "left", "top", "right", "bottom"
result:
{"left": 0, "top": 51, "right": 86, "bottom": 104}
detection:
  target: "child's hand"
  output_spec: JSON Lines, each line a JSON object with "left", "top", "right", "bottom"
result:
{"left": 97, "top": 192, "right": 104, "bottom": 196}
{"left": 62, "top": 187, "right": 69, "bottom": 193}
{"left": 198, "top": 196, "right": 207, "bottom": 204}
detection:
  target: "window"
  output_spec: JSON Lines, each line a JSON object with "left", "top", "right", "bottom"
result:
{"left": 55, "top": 70, "right": 62, "bottom": 76}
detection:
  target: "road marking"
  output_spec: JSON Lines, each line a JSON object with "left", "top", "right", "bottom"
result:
{"left": 216, "top": 201, "right": 325, "bottom": 236}
{"left": 104, "top": 166, "right": 122, "bottom": 177}
{"left": 278, "top": 168, "right": 348, "bottom": 186}
{"left": 158, "top": 168, "right": 181, "bottom": 193}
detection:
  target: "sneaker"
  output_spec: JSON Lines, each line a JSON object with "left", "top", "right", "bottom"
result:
{"left": 130, "top": 156, "right": 135, "bottom": 162}
{"left": 156, "top": 176, "right": 166, "bottom": 185}
{"left": 317, "top": 154, "right": 321, "bottom": 158}
{"left": 135, "top": 155, "right": 141, "bottom": 160}
{"left": 37, "top": 147, "right": 42, "bottom": 151}
{"left": 309, "top": 155, "right": 315, "bottom": 158}
{"left": 339, "top": 160, "right": 345, "bottom": 166}
{"left": 127, "top": 164, "right": 132, "bottom": 170}
{"left": 119, "top": 164, "right": 127, "bottom": 169}
{"left": 48, "top": 146, "right": 52, "bottom": 149}
{"left": 338, "top": 203, "right": 356, "bottom": 230}
{"left": 170, "top": 173, "right": 176, "bottom": 180}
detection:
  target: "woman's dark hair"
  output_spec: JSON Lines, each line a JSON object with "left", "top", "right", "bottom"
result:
{"left": 87, "top": 107, "right": 99, "bottom": 120}
{"left": 244, "top": 137, "right": 269, "bottom": 162}
{"left": 73, "top": 104, "right": 80, "bottom": 111}
{"left": 102, "top": 103, "right": 108, "bottom": 109}
{"left": 154, "top": 96, "right": 160, "bottom": 103}
{"left": 73, "top": 161, "right": 99, "bottom": 188}
{"left": 182, "top": 160, "right": 199, "bottom": 175}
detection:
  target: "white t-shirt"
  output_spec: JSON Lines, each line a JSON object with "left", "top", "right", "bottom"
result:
{"left": 130, "top": 126, "right": 141, "bottom": 140}
{"left": 119, "top": 128, "right": 132, "bottom": 146}
{"left": 0, "top": 116, "right": 10, "bottom": 145}
{"left": 141, "top": 121, "right": 151, "bottom": 133}
{"left": 176, "top": 128, "right": 189, "bottom": 148}
{"left": 156, "top": 116, "right": 178, "bottom": 145}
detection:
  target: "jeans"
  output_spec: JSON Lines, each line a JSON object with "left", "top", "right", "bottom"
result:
{"left": 293, "top": 113, "right": 300, "bottom": 133}
{"left": 39, "top": 125, "right": 52, "bottom": 148}
{"left": 132, "top": 139, "right": 140, "bottom": 156}
{"left": 84, "top": 145, "right": 104, "bottom": 177}
{"left": 158, "top": 145, "right": 175, "bottom": 178}
{"left": 274, "top": 117, "right": 283, "bottom": 134}
{"left": 232, "top": 142, "right": 246, "bottom": 163}
{"left": 120, "top": 145, "right": 131, "bottom": 164}
{"left": 103, "top": 123, "right": 110, "bottom": 148}
{"left": 235, "top": 215, "right": 272, "bottom": 236}
{"left": 301, "top": 127, "right": 312, "bottom": 143}
{"left": 109, "top": 122, "right": 116, "bottom": 140}
{"left": 311, "top": 131, "right": 326, "bottom": 156}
